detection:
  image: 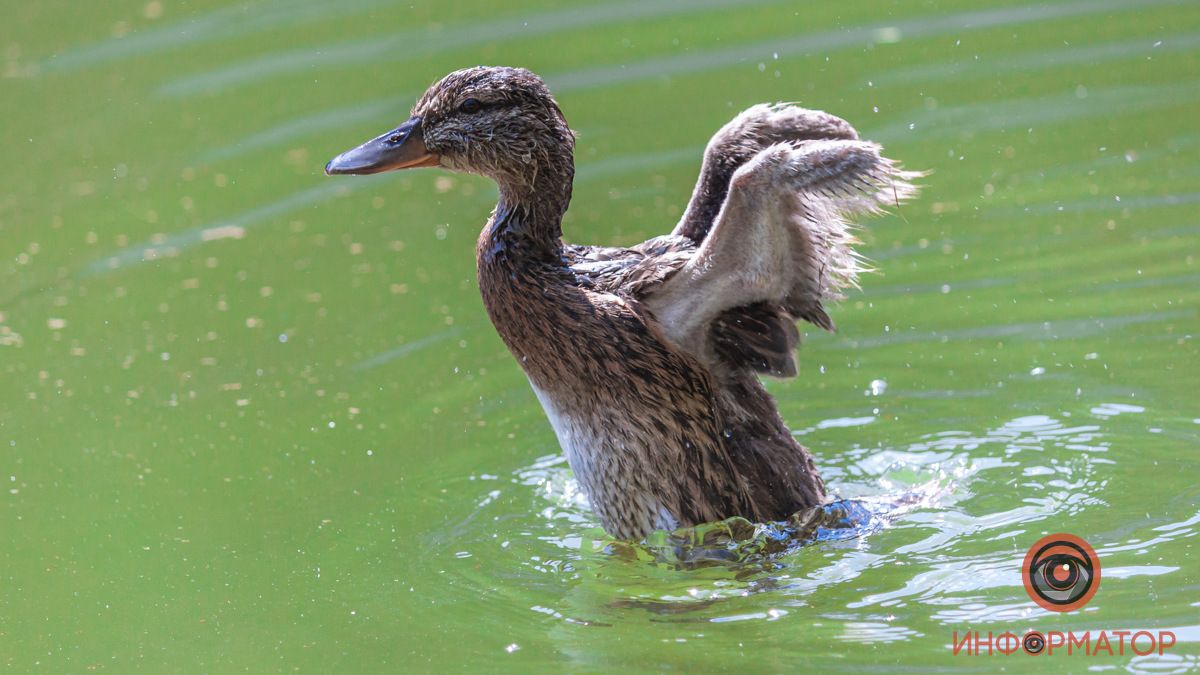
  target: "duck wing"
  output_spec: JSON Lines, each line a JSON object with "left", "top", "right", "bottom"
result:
{"left": 565, "top": 104, "right": 860, "bottom": 295}
{"left": 642, "top": 138, "right": 920, "bottom": 377}
{"left": 675, "top": 103, "right": 861, "bottom": 243}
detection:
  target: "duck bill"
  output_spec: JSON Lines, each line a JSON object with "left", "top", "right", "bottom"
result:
{"left": 324, "top": 116, "right": 440, "bottom": 175}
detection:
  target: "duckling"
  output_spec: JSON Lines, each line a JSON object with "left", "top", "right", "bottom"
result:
{"left": 326, "top": 66, "right": 919, "bottom": 539}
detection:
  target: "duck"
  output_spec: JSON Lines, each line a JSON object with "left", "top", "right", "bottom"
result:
{"left": 326, "top": 66, "right": 919, "bottom": 540}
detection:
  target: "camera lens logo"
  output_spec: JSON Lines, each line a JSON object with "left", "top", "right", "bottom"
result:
{"left": 1022, "top": 534, "right": 1101, "bottom": 612}
{"left": 1022, "top": 631, "right": 1046, "bottom": 654}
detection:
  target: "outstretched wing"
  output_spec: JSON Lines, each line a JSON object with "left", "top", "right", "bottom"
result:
{"left": 644, "top": 139, "right": 920, "bottom": 377}
{"left": 568, "top": 101, "right": 865, "bottom": 299}
{"left": 675, "top": 103, "right": 861, "bottom": 243}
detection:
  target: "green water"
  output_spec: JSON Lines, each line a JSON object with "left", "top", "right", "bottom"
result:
{"left": 3, "top": 0, "right": 1198, "bottom": 671}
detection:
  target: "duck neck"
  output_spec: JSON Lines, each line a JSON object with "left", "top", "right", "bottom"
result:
{"left": 480, "top": 149, "right": 574, "bottom": 265}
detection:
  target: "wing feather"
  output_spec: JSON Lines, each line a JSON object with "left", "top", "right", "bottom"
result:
{"left": 644, "top": 138, "right": 920, "bottom": 375}
{"left": 674, "top": 103, "right": 861, "bottom": 243}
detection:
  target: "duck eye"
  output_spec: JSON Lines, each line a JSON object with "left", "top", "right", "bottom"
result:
{"left": 459, "top": 98, "right": 482, "bottom": 114}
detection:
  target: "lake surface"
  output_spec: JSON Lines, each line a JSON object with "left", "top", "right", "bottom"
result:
{"left": 3, "top": 0, "right": 1198, "bottom": 671}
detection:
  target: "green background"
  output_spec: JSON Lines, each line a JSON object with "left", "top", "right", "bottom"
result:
{"left": 2, "top": 0, "right": 1197, "bottom": 671}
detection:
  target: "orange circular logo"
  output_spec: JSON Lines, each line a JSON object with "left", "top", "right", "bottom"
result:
{"left": 1022, "top": 533, "right": 1101, "bottom": 612}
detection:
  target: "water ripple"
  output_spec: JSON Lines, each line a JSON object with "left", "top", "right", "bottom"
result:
{"left": 837, "top": 309, "right": 1195, "bottom": 349}
{"left": 156, "top": 0, "right": 784, "bottom": 98}
{"left": 426, "top": 393, "right": 1200, "bottom": 647}
{"left": 81, "top": 175, "right": 387, "bottom": 276}
{"left": 198, "top": 96, "right": 407, "bottom": 164}
{"left": 43, "top": 0, "right": 408, "bottom": 73}
{"left": 351, "top": 327, "right": 464, "bottom": 371}
{"left": 871, "top": 80, "right": 1200, "bottom": 142}
{"left": 870, "top": 31, "right": 1200, "bottom": 88}
{"left": 193, "top": 0, "right": 1187, "bottom": 161}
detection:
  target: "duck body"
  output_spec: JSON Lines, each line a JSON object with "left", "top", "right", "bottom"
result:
{"left": 477, "top": 208, "right": 824, "bottom": 539}
{"left": 326, "top": 66, "right": 918, "bottom": 539}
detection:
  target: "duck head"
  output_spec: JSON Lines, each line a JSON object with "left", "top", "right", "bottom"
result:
{"left": 325, "top": 66, "right": 574, "bottom": 189}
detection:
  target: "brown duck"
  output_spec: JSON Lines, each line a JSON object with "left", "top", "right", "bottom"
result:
{"left": 326, "top": 66, "right": 919, "bottom": 539}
